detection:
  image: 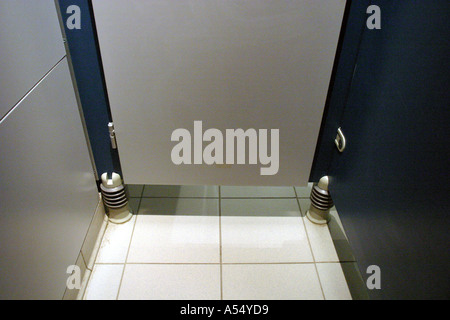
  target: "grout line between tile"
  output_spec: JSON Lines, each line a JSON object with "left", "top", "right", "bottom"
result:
{"left": 115, "top": 196, "right": 141, "bottom": 300}
{"left": 80, "top": 251, "right": 89, "bottom": 271}
{"left": 79, "top": 196, "right": 102, "bottom": 268}
{"left": 219, "top": 186, "right": 223, "bottom": 300}
{"left": 140, "top": 196, "right": 220, "bottom": 199}
{"left": 82, "top": 219, "right": 109, "bottom": 300}
{"left": 315, "top": 260, "right": 356, "bottom": 264}
{"left": 87, "top": 215, "right": 109, "bottom": 268}
{"left": 294, "top": 186, "right": 326, "bottom": 300}
{"left": 221, "top": 262, "right": 317, "bottom": 265}
{"left": 100, "top": 262, "right": 318, "bottom": 265}
{"left": 122, "top": 262, "right": 222, "bottom": 265}
{"left": 221, "top": 197, "right": 296, "bottom": 199}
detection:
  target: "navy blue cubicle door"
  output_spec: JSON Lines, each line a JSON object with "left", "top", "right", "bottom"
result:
{"left": 59, "top": 0, "right": 120, "bottom": 179}
{"left": 328, "top": 0, "right": 450, "bottom": 299}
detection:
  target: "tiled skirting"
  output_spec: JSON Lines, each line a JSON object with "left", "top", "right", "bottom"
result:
{"left": 63, "top": 194, "right": 108, "bottom": 300}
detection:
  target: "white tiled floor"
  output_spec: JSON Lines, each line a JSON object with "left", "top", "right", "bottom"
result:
{"left": 83, "top": 185, "right": 353, "bottom": 300}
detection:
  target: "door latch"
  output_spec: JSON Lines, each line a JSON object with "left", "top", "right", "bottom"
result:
{"left": 108, "top": 122, "right": 118, "bottom": 150}
{"left": 335, "top": 127, "right": 346, "bottom": 153}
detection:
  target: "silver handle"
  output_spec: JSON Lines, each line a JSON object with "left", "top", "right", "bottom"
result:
{"left": 335, "top": 127, "right": 346, "bottom": 153}
{"left": 108, "top": 122, "right": 117, "bottom": 150}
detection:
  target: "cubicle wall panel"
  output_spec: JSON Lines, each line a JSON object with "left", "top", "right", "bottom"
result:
{"left": 0, "top": 0, "right": 66, "bottom": 119}
{"left": 0, "top": 59, "right": 99, "bottom": 300}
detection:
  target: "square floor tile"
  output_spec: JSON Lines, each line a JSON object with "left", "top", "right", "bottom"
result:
{"left": 222, "top": 264, "right": 323, "bottom": 300}
{"left": 128, "top": 198, "right": 220, "bottom": 263}
{"left": 299, "top": 199, "right": 346, "bottom": 262}
{"left": 118, "top": 264, "right": 221, "bottom": 300}
{"left": 303, "top": 216, "right": 339, "bottom": 262}
{"left": 128, "top": 215, "right": 220, "bottom": 263}
{"left": 221, "top": 186, "right": 295, "bottom": 198}
{"left": 221, "top": 216, "right": 313, "bottom": 263}
{"left": 316, "top": 263, "right": 352, "bottom": 300}
{"left": 143, "top": 185, "right": 219, "bottom": 198}
{"left": 138, "top": 198, "right": 219, "bottom": 216}
{"left": 95, "top": 215, "right": 136, "bottom": 264}
{"left": 84, "top": 264, "right": 124, "bottom": 300}
{"left": 221, "top": 198, "right": 301, "bottom": 217}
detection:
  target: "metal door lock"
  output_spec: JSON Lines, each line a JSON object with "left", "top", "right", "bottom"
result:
{"left": 108, "top": 122, "right": 117, "bottom": 150}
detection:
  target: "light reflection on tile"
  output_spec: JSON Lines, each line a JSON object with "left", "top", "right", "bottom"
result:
{"left": 84, "top": 185, "right": 356, "bottom": 300}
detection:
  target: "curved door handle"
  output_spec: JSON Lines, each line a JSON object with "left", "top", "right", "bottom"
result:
{"left": 335, "top": 127, "right": 346, "bottom": 153}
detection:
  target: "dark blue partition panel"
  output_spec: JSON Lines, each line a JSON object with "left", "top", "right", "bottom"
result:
{"left": 310, "top": 0, "right": 370, "bottom": 182}
{"left": 329, "top": 0, "right": 450, "bottom": 299}
{"left": 58, "top": 0, "right": 119, "bottom": 178}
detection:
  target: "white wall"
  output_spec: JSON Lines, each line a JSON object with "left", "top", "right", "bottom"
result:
{"left": 0, "top": 0, "right": 99, "bottom": 299}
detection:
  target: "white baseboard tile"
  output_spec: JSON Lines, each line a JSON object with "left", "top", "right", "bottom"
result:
{"left": 63, "top": 194, "right": 108, "bottom": 300}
